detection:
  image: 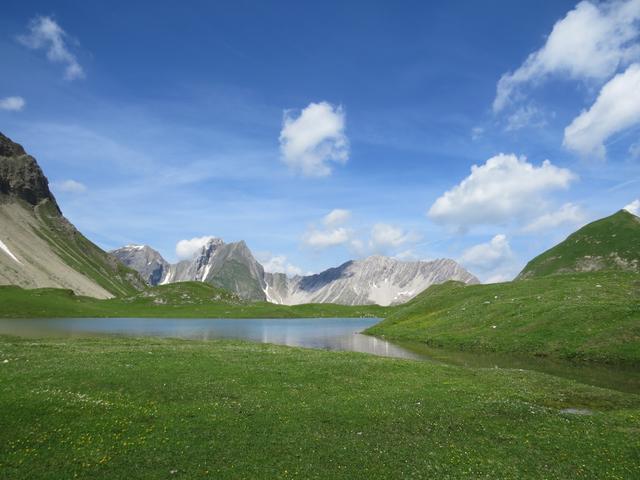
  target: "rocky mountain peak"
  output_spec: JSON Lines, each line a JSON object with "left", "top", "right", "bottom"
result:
{"left": 0, "top": 132, "right": 60, "bottom": 212}
{"left": 0, "top": 132, "right": 26, "bottom": 157}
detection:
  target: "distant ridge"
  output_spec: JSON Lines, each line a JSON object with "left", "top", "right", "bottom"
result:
{"left": 114, "top": 240, "right": 479, "bottom": 306}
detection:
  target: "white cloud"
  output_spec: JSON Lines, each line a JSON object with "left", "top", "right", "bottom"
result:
{"left": 428, "top": 154, "right": 576, "bottom": 228}
{"left": 624, "top": 198, "right": 640, "bottom": 215}
{"left": 323, "top": 208, "right": 351, "bottom": 227}
{"left": 630, "top": 142, "right": 640, "bottom": 159}
{"left": 279, "top": 101, "right": 349, "bottom": 176}
{"left": 52, "top": 179, "right": 87, "bottom": 193}
{"left": 459, "top": 234, "right": 516, "bottom": 283}
{"left": 522, "top": 203, "right": 586, "bottom": 232}
{"left": 369, "top": 223, "right": 417, "bottom": 250}
{"left": 302, "top": 208, "right": 354, "bottom": 249}
{"left": 303, "top": 227, "right": 351, "bottom": 249}
{"left": 175, "top": 236, "right": 218, "bottom": 260}
{"left": 259, "top": 253, "right": 303, "bottom": 277}
{"left": 0, "top": 96, "right": 25, "bottom": 111}
{"left": 564, "top": 63, "right": 640, "bottom": 158}
{"left": 494, "top": 0, "right": 640, "bottom": 112}
{"left": 18, "top": 16, "right": 84, "bottom": 80}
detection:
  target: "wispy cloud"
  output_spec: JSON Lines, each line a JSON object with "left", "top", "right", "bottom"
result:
{"left": 459, "top": 234, "right": 517, "bottom": 283}
{"left": 522, "top": 203, "right": 585, "bottom": 232}
{"left": 51, "top": 179, "right": 87, "bottom": 194}
{"left": 18, "top": 16, "right": 84, "bottom": 80}
{"left": 493, "top": 0, "right": 640, "bottom": 112}
{"left": 0, "top": 96, "right": 25, "bottom": 111}
{"left": 564, "top": 63, "right": 640, "bottom": 158}
{"left": 257, "top": 252, "right": 303, "bottom": 276}
{"left": 369, "top": 223, "right": 419, "bottom": 251}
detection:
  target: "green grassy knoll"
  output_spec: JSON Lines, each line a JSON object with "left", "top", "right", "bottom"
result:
{"left": 367, "top": 271, "right": 640, "bottom": 365}
{"left": 518, "top": 210, "right": 640, "bottom": 279}
{"left": 0, "top": 282, "right": 389, "bottom": 319}
{"left": 0, "top": 335, "right": 639, "bottom": 479}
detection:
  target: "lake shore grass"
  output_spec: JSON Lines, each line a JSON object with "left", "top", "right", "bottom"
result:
{"left": 366, "top": 271, "right": 640, "bottom": 366}
{"left": 1, "top": 334, "right": 639, "bottom": 479}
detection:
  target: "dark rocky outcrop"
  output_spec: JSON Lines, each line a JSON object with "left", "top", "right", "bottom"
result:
{"left": 0, "top": 132, "right": 60, "bottom": 212}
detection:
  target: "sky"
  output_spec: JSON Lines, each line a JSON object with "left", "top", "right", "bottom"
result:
{"left": 1, "top": 0, "right": 639, "bottom": 282}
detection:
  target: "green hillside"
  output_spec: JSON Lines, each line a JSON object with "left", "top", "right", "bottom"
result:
{"left": 518, "top": 210, "right": 640, "bottom": 279}
{"left": 33, "top": 199, "right": 145, "bottom": 296}
{"left": 0, "top": 132, "right": 144, "bottom": 298}
{"left": 366, "top": 271, "right": 640, "bottom": 364}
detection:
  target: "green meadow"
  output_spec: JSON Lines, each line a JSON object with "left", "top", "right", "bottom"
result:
{"left": 1, "top": 335, "right": 639, "bottom": 479}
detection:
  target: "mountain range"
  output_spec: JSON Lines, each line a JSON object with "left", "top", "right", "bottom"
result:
{"left": 2, "top": 131, "right": 638, "bottom": 307}
{"left": 111, "top": 240, "right": 480, "bottom": 306}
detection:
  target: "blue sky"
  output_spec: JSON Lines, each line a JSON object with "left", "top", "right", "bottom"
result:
{"left": 1, "top": 0, "right": 639, "bottom": 281}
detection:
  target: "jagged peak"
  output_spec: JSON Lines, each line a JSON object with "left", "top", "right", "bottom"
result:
{"left": 0, "top": 131, "right": 60, "bottom": 211}
{"left": 0, "top": 132, "right": 26, "bottom": 157}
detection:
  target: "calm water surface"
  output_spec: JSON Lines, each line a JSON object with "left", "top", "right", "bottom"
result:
{"left": 1, "top": 317, "right": 638, "bottom": 394}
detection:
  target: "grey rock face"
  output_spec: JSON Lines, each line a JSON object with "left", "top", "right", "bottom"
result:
{"left": 115, "top": 238, "right": 268, "bottom": 301}
{"left": 115, "top": 242, "right": 479, "bottom": 305}
{"left": 264, "top": 255, "right": 479, "bottom": 306}
{"left": 110, "top": 245, "right": 170, "bottom": 286}
{"left": 0, "top": 132, "right": 60, "bottom": 212}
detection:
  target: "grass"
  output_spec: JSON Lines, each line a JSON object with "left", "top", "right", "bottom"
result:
{"left": 0, "top": 282, "right": 390, "bottom": 319}
{"left": 0, "top": 334, "right": 639, "bottom": 479}
{"left": 33, "top": 199, "right": 144, "bottom": 296}
{"left": 519, "top": 210, "right": 640, "bottom": 278}
{"left": 366, "top": 271, "right": 640, "bottom": 365}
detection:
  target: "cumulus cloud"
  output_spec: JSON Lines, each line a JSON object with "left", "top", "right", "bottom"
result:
{"left": 302, "top": 209, "right": 354, "bottom": 249}
{"left": 323, "top": 208, "right": 351, "bottom": 227}
{"left": 279, "top": 101, "right": 349, "bottom": 176}
{"left": 52, "top": 179, "right": 87, "bottom": 193}
{"left": 369, "top": 223, "right": 418, "bottom": 250}
{"left": 522, "top": 203, "right": 586, "bottom": 232}
{"left": 0, "top": 96, "right": 25, "bottom": 111}
{"left": 494, "top": 0, "right": 640, "bottom": 112}
{"left": 624, "top": 198, "right": 640, "bottom": 215}
{"left": 428, "top": 154, "right": 576, "bottom": 228}
{"left": 18, "top": 16, "right": 84, "bottom": 80}
{"left": 175, "top": 236, "right": 218, "bottom": 260}
{"left": 259, "top": 253, "right": 303, "bottom": 277}
{"left": 563, "top": 63, "right": 640, "bottom": 158}
{"left": 459, "top": 234, "right": 516, "bottom": 283}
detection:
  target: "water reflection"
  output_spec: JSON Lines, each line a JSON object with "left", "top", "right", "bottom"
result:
{"left": 0, "top": 317, "right": 422, "bottom": 359}
{"left": 0, "top": 317, "right": 638, "bottom": 393}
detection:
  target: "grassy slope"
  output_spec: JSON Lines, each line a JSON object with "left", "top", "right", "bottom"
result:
{"left": 0, "top": 282, "right": 389, "bottom": 319}
{"left": 367, "top": 271, "right": 640, "bottom": 364}
{"left": 33, "top": 199, "right": 144, "bottom": 297}
{"left": 0, "top": 335, "right": 638, "bottom": 479}
{"left": 519, "top": 210, "right": 640, "bottom": 278}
